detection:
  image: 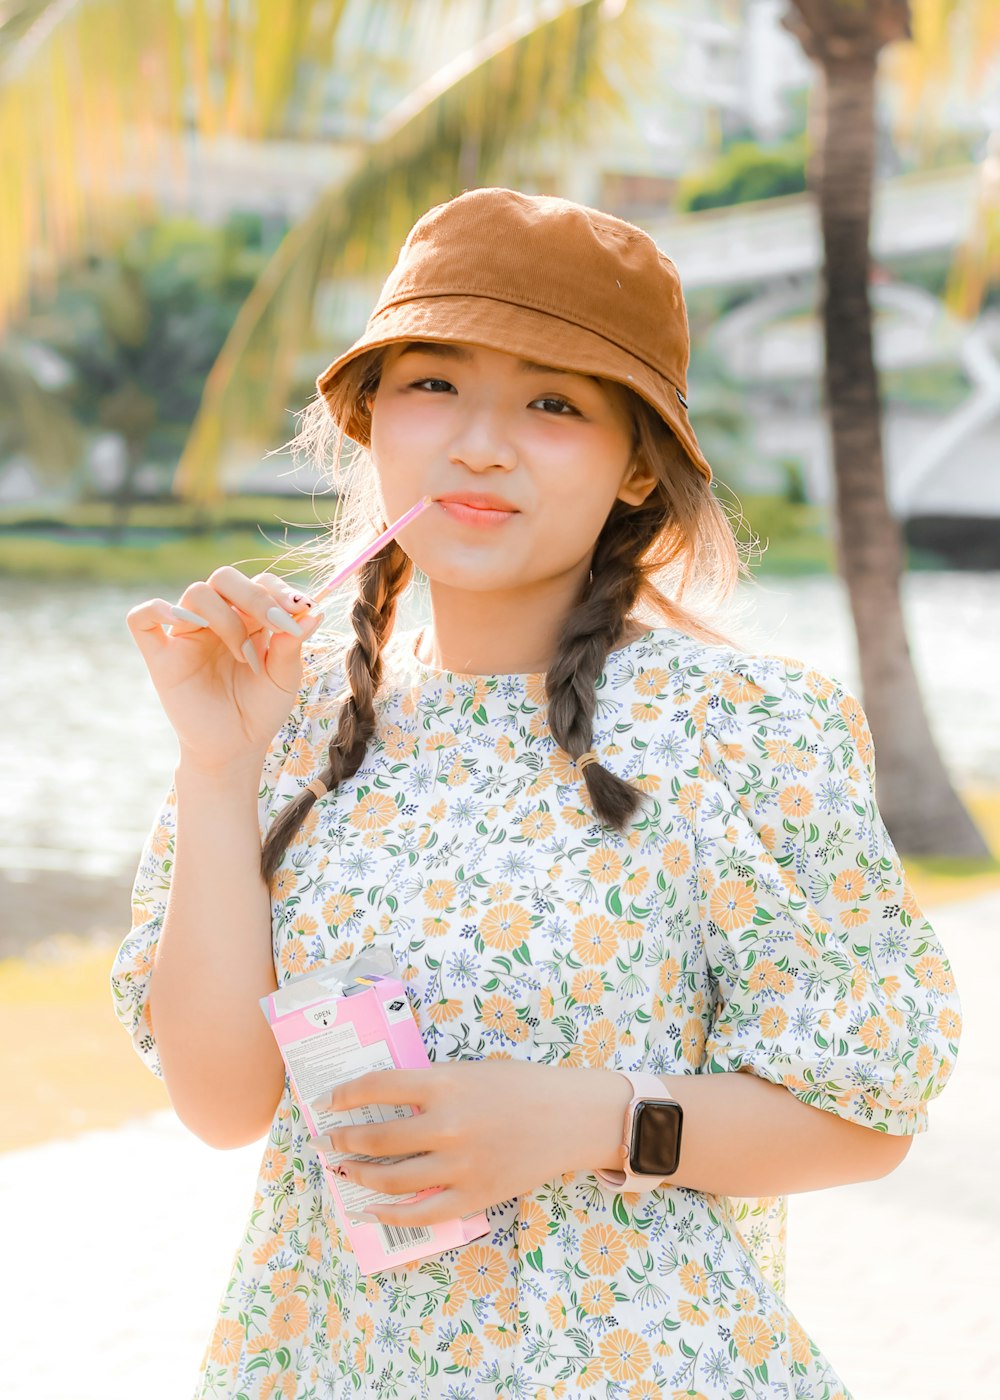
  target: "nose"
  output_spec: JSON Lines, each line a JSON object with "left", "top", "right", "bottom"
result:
{"left": 447, "top": 404, "right": 517, "bottom": 472}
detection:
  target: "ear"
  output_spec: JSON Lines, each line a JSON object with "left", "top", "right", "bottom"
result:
{"left": 617, "top": 453, "right": 657, "bottom": 507}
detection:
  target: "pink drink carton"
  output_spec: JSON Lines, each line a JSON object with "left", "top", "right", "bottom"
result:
{"left": 259, "top": 947, "right": 491, "bottom": 1274}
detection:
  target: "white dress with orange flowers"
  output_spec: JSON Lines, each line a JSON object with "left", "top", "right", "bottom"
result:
{"left": 111, "top": 623, "right": 961, "bottom": 1400}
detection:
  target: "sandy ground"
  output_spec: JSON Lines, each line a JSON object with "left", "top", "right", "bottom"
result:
{"left": 3, "top": 862, "right": 999, "bottom": 1397}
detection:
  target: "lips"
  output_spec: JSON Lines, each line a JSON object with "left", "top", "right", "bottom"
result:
{"left": 434, "top": 494, "right": 519, "bottom": 528}
{"left": 435, "top": 493, "right": 519, "bottom": 511}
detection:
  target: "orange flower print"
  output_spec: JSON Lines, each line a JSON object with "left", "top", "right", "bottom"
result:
{"left": 543, "top": 1296, "right": 569, "bottom": 1333}
{"left": 279, "top": 938, "right": 310, "bottom": 976}
{"left": 427, "top": 996, "right": 464, "bottom": 1026}
{"left": 349, "top": 790, "right": 398, "bottom": 831}
{"left": 520, "top": 809, "right": 557, "bottom": 841}
{"left": 540, "top": 986, "right": 556, "bottom": 1018}
{"left": 480, "top": 901, "right": 532, "bottom": 951}
{"left": 580, "top": 1279, "right": 616, "bottom": 1316}
{"left": 261, "top": 1148, "right": 288, "bottom": 1182}
{"left": 838, "top": 692, "right": 868, "bottom": 739}
{"left": 914, "top": 955, "right": 956, "bottom": 994}
{"left": 561, "top": 804, "right": 592, "bottom": 828}
{"left": 322, "top": 891, "right": 355, "bottom": 926}
{"left": 209, "top": 1318, "right": 243, "bottom": 1367}
{"left": 937, "top": 1006, "right": 962, "bottom": 1039}
{"left": 661, "top": 841, "right": 691, "bottom": 876}
{"left": 679, "top": 1016, "right": 706, "bottom": 1065}
{"left": 720, "top": 671, "right": 767, "bottom": 704}
{"left": 675, "top": 783, "right": 704, "bottom": 820}
{"left": 587, "top": 846, "right": 624, "bottom": 883}
{"left": 732, "top": 1313, "right": 775, "bottom": 1365}
{"left": 598, "top": 1328, "right": 652, "bottom": 1383}
{"left": 269, "top": 1294, "right": 309, "bottom": 1340}
{"left": 832, "top": 869, "right": 865, "bottom": 903}
{"left": 455, "top": 1242, "right": 508, "bottom": 1298}
{"left": 788, "top": 1315, "right": 814, "bottom": 1365}
{"left": 573, "top": 914, "right": 619, "bottom": 965}
{"left": 678, "top": 1260, "right": 708, "bottom": 1297}
{"left": 631, "top": 700, "right": 662, "bottom": 721}
{"left": 709, "top": 880, "right": 757, "bottom": 932}
{"left": 582, "top": 1016, "right": 618, "bottom": 1066}
{"left": 659, "top": 955, "right": 681, "bottom": 995}
{"left": 779, "top": 784, "right": 813, "bottom": 818}
{"left": 623, "top": 866, "right": 650, "bottom": 895}
{"left": 747, "top": 959, "right": 780, "bottom": 994}
{"left": 268, "top": 1269, "right": 298, "bottom": 1299}
{"left": 252, "top": 1231, "right": 285, "bottom": 1266}
{"left": 382, "top": 722, "right": 417, "bottom": 759}
{"left": 423, "top": 878, "right": 457, "bottom": 910}
{"left": 580, "top": 1222, "right": 628, "bottom": 1276}
{"left": 635, "top": 666, "right": 670, "bottom": 696}
{"left": 572, "top": 969, "right": 606, "bottom": 1005}
{"left": 678, "top": 1298, "right": 709, "bottom": 1327}
{"left": 286, "top": 912, "right": 318, "bottom": 943}
{"left": 760, "top": 1006, "right": 789, "bottom": 1039}
{"left": 440, "top": 1281, "right": 468, "bottom": 1317}
{"left": 859, "top": 1015, "right": 891, "bottom": 1052}
{"left": 515, "top": 1198, "right": 550, "bottom": 1252}
{"left": 481, "top": 994, "right": 521, "bottom": 1040}
{"left": 449, "top": 1330, "right": 484, "bottom": 1371}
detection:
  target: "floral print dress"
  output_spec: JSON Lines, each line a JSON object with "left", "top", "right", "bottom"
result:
{"left": 111, "top": 623, "right": 962, "bottom": 1400}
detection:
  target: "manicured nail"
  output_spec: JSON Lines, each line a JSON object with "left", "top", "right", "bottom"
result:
{"left": 170, "top": 605, "right": 210, "bottom": 629}
{"left": 266, "top": 606, "right": 304, "bottom": 637}
{"left": 241, "top": 640, "right": 263, "bottom": 676}
{"left": 289, "top": 592, "right": 315, "bottom": 609}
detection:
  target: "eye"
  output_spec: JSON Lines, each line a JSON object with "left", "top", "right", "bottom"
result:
{"left": 410, "top": 377, "right": 455, "bottom": 393}
{"left": 531, "top": 396, "right": 580, "bottom": 416}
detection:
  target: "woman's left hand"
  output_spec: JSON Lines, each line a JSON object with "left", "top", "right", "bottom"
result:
{"left": 311, "top": 1059, "right": 628, "bottom": 1228}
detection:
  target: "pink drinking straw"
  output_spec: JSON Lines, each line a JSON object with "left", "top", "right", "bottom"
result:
{"left": 297, "top": 495, "right": 433, "bottom": 611}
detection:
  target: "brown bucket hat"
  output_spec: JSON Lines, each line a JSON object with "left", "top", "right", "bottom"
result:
{"left": 316, "top": 186, "right": 712, "bottom": 484}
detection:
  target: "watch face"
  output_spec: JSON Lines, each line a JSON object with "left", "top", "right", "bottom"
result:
{"left": 630, "top": 1100, "right": 683, "bottom": 1177}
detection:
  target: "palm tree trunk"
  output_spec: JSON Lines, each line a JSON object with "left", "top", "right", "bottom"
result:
{"left": 804, "top": 37, "right": 988, "bottom": 855}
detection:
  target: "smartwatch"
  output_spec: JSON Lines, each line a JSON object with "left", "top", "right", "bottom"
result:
{"left": 594, "top": 1068, "right": 683, "bottom": 1190}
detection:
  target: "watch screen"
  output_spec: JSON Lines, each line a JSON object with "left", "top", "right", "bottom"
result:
{"left": 630, "top": 1100, "right": 683, "bottom": 1177}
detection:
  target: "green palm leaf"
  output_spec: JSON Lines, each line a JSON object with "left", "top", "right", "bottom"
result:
{"left": 173, "top": 0, "right": 643, "bottom": 503}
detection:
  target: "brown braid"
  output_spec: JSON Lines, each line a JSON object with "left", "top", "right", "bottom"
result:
{"left": 545, "top": 497, "right": 663, "bottom": 830}
{"left": 259, "top": 537, "right": 412, "bottom": 883}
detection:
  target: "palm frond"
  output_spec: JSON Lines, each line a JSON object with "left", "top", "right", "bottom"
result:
{"left": 0, "top": 0, "right": 438, "bottom": 333}
{"left": 174, "top": 0, "right": 645, "bottom": 502}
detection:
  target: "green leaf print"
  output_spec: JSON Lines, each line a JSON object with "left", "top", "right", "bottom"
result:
{"left": 606, "top": 885, "right": 623, "bottom": 916}
{"left": 612, "top": 1193, "right": 630, "bottom": 1226}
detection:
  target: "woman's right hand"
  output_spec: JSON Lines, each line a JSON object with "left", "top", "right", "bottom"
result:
{"left": 126, "top": 566, "right": 326, "bottom": 773}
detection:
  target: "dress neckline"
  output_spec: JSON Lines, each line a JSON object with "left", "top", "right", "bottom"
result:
{"left": 400, "top": 623, "right": 659, "bottom": 683}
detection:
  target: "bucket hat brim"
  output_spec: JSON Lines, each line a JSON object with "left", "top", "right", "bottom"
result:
{"left": 316, "top": 294, "right": 712, "bottom": 484}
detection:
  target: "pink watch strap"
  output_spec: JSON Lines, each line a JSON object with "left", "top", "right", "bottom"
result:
{"left": 594, "top": 1068, "right": 678, "bottom": 1189}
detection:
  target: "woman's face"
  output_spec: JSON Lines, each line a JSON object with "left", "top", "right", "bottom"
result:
{"left": 368, "top": 341, "right": 656, "bottom": 598}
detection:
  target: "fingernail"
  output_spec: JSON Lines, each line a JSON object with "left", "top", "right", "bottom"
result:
{"left": 241, "top": 639, "right": 264, "bottom": 676}
{"left": 266, "top": 606, "right": 304, "bottom": 638}
{"left": 170, "top": 605, "right": 210, "bottom": 629}
{"left": 289, "top": 593, "right": 315, "bottom": 609}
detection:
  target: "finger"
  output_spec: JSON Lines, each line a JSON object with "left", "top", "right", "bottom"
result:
{"left": 327, "top": 1069, "right": 433, "bottom": 1113}
{"left": 312, "top": 1112, "right": 430, "bottom": 1159}
{"left": 335, "top": 1153, "right": 444, "bottom": 1198}
{"left": 368, "top": 1186, "right": 456, "bottom": 1228}
{"left": 249, "top": 571, "right": 317, "bottom": 620}
{"left": 125, "top": 598, "right": 190, "bottom": 662}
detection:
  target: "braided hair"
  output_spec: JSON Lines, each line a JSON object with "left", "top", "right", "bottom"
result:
{"left": 260, "top": 348, "right": 744, "bottom": 883}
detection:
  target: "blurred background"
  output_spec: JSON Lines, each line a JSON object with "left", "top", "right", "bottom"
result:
{"left": 1, "top": 2, "right": 998, "bottom": 1397}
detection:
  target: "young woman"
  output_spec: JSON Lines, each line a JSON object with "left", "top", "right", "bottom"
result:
{"left": 114, "top": 187, "right": 962, "bottom": 1400}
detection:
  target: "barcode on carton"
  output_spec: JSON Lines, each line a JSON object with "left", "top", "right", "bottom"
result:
{"left": 378, "top": 1221, "right": 432, "bottom": 1254}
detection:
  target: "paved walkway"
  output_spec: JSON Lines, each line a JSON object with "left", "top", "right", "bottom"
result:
{"left": 7, "top": 892, "right": 998, "bottom": 1400}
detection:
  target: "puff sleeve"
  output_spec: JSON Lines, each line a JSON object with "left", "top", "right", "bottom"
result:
{"left": 109, "top": 644, "right": 332, "bottom": 1078}
{"left": 693, "top": 653, "right": 962, "bottom": 1136}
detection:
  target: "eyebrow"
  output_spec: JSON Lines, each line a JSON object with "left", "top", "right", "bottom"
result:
{"left": 395, "top": 340, "right": 601, "bottom": 385}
